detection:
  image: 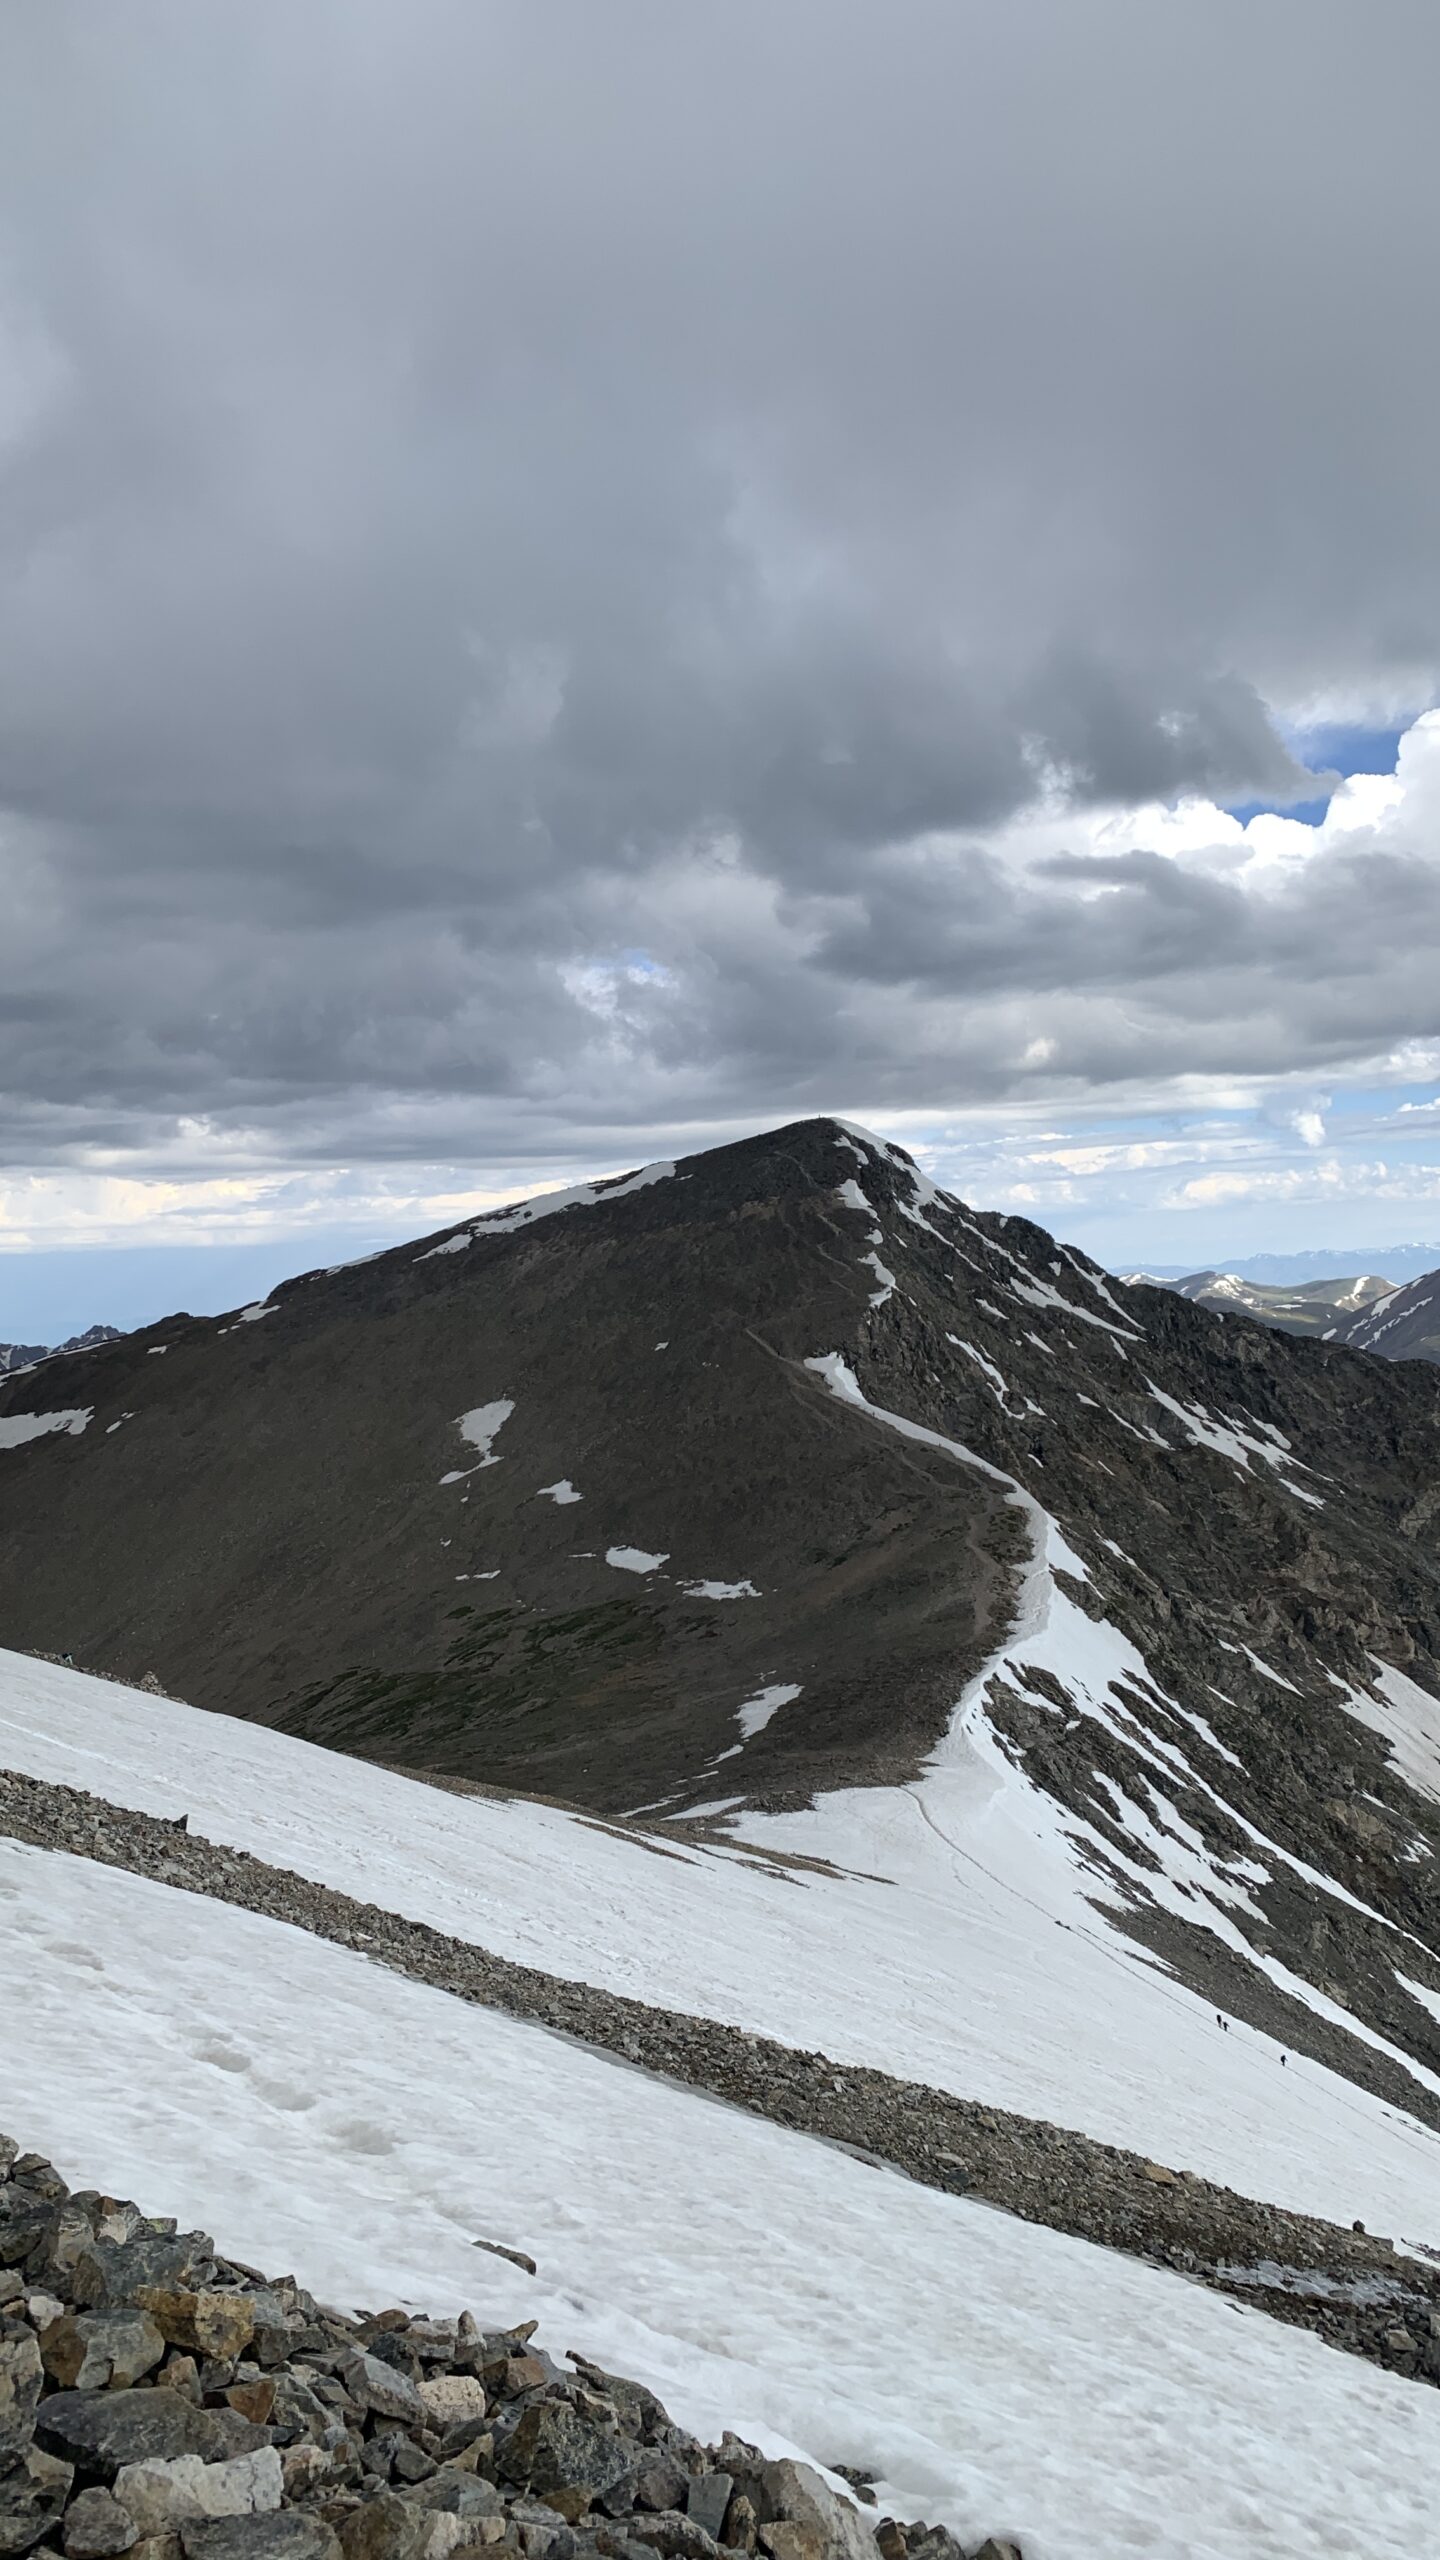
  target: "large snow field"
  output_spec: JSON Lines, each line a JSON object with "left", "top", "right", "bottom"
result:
{"left": 6, "top": 1837, "right": 1439, "bottom": 2560}
{"left": 5, "top": 1645, "right": 1440, "bottom": 2248}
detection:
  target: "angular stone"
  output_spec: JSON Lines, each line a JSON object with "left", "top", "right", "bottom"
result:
{"left": 736, "top": 2466, "right": 872, "bottom": 2560}
{"left": 629, "top": 2520, "right": 720, "bottom": 2560}
{"left": 757, "top": 2528, "right": 817, "bottom": 2560}
{"left": 685, "top": 2477, "right": 733, "bottom": 2543}
{"left": 0, "top": 2320, "right": 42, "bottom": 2461}
{"left": 619, "top": 2463, "right": 688, "bottom": 2519}
{"left": 416, "top": 2378, "right": 487, "bottom": 2433}
{"left": 337, "top": 2489, "right": 425, "bottom": 2560}
{"left": 0, "top": 2279, "right": 21, "bottom": 2313}
{"left": 42, "top": 2312, "right": 167, "bottom": 2393}
{"left": 501, "top": 2405, "right": 634, "bottom": 2514}
{"left": 719, "top": 2495, "right": 756, "bottom": 2557}
{"left": 0, "top": 2442, "right": 74, "bottom": 2555}
{"left": 135, "top": 2294, "right": 256, "bottom": 2363}
{"left": 72, "top": 2235, "right": 217, "bottom": 2315}
{"left": 180, "top": 2517, "right": 342, "bottom": 2560}
{"left": 36, "top": 2386, "right": 236, "bottom": 2475}
{"left": 280, "top": 2446, "right": 332, "bottom": 2503}
{"left": 64, "top": 2487, "right": 141, "bottom": 2557}
{"left": 334, "top": 2355, "right": 426, "bottom": 2429}
{"left": 24, "top": 2291, "right": 65, "bottom": 2330}
{"left": 0, "top": 2196, "right": 56, "bottom": 2275}
{"left": 243, "top": 2299, "right": 293, "bottom": 2374}
{"left": 225, "top": 2383, "right": 276, "bottom": 2430}
{"left": 389, "top": 2445, "right": 433, "bottom": 2487}
{"left": 114, "top": 2449, "right": 282, "bottom": 2536}
{"left": 970, "top": 2545, "right": 1023, "bottom": 2560}
{"left": 404, "top": 2475, "right": 502, "bottom": 2520}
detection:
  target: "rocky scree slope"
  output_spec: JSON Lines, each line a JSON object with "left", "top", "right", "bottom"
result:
{"left": 3, "top": 1118, "right": 1440, "bottom": 2118}
{"left": 1, "top": 2138, "right": 1021, "bottom": 2560}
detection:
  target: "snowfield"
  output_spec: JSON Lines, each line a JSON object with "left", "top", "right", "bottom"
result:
{"left": 3, "top": 1646, "right": 1440, "bottom": 2252}
{"left": 7, "top": 1836, "right": 1440, "bottom": 2560}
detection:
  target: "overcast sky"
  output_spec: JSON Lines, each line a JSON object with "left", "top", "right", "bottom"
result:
{"left": 4, "top": 0, "right": 1440, "bottom": 1330}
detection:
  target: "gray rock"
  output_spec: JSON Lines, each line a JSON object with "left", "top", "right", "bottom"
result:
{"left": 684, "top": 2476, "right": 732, "bottom": 2542}
{"left": 0, "top": 2280, "right": 21, "bottom": 2313}
{"left": 501, "top": 2405, "right": 635, "bottom": 2514}
{"left": 72, "top": 2234, "right": 216, "bottom": 2315}
{"left": 41, "top": 2312, "right": 167, "bottom": 2392}
{"left": 0, "top": 2443, "right": 74, "bottom": 2555}
{"left": 399, "top": 2474, "right": 503, "bottom": 2523}
{"left": 36, "top": 2386, "right": 236, "bottom": 2475}
{"left": 242, "top": 2298, "right": 293, "bottom": 2373}
{"left": 627, "top": 2519, "right": 720, "bottom": 2560}
{"left": 969, "top": 2544, "right": 1024, "bottom": 2560}
{"left": 732, "top": 2464, "right": 873, "bottom": 2560}
{"left": 63, "top": 2487, "right": 141, "bottom": 2557}
{"left": 335, "top": 2356, "right": 426, "bottom": 2429}
{"left": 0, "top": 2195, "right": 56, "bottom": 2274}
{"left": 180, "top": 2517, "right": 342, "bottom": 2560}
{"left": 0, "top": 2321, "right": 42, "bottom": 2462}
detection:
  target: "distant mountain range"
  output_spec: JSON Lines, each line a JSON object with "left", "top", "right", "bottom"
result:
{"left": 1128, "top": 1244, "right": 1440, "bottom": 1286}
{"left": 1135, "top": 1268, "right": 1398, "bottom": 1339}
{"left": 0, "top": 1324, "right": 121, "bottom": 1375}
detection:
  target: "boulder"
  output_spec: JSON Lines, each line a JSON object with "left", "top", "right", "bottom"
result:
{"left": 684, "top": 2476, "right": 733, "bottom": 2543}
{"left": 114, "top": 2450, "right": 283, "bottom": 2537}
{"left": 416, "top": 2378, "right": 487, "bottom": 2433}
{"left": 42, "top": 2313, "right": 167, "bottom": 2393}
{"left": 180, "top": 2518, "right": 342, "bottom": 2560}
{"left": 336, "top": 2491, "right": 425, "bottom": 2560}
{"left": 0, "top": 2443, "right": 74, "bottom": 2555}
{"left": 0, "top": 2321, "right": 42, "bottom": 2461}
{"left": 500, "top": 2405, "right": 635, "bottom": 2516}
{"left": 72, "top": 2236, "right": 216, "bottom": 2316}
{"left": 334, "top": 2358, "right": 426, "bottom": 2430}
{"left": 135, "top": 2295, "right": 256, "bottom": 2364}
{"left": 726, "top": 2464, "right": 872, "bottom": 2560}
{"left": 63, "top": 2487, "right": 141, "bottom": 2557}
{"left": 36, "top": 2387, "right": 239, "bottom": 2476}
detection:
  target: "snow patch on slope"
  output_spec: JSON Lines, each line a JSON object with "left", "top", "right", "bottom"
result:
{"left": 11, "top": 1844, "right": 1440, "bottom": 2560}
{"left": 0, "top": 1409, "right": 92, "bottom": 1449}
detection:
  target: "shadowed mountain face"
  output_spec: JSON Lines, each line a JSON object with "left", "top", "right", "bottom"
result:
{"left": 3, "top": 1115, "right": 1440, "bottom": 2127}
{"left": 1334, "top": 1271, "right": 1440, "bottom": 1367}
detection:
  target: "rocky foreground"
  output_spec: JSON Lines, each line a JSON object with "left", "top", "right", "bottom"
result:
{"left": 0, "top": 2142, "right": 1019, "bottom": 2560}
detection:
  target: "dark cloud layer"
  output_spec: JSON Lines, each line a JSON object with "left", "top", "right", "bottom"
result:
{"left": 2, "top": 0, "right": 1440, "bottom": 1173}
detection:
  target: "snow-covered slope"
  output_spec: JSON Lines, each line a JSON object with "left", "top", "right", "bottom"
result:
{"left": 10, "top": 1834, "right": 1440, "bottom": 2560}
{"left": 5, "top": 1646, "right": 1439, "bottom": 2249}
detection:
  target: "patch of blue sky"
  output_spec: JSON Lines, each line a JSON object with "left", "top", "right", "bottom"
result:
{"left": 1222, "top": 715, "right": 1416, "bottom": 828}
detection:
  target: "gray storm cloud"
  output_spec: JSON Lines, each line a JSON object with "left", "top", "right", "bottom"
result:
{"left": 1, "top": 0, "right": 1439, "bottom": 1172}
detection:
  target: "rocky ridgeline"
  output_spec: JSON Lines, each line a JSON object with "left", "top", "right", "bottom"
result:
{"left": 0, "top": 2143, "right": 1019, "bottom": 2560}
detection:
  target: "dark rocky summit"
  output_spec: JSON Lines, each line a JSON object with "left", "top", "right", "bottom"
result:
{"left": 0, "top": 2139, "right": 1020, "bottom": 2560}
